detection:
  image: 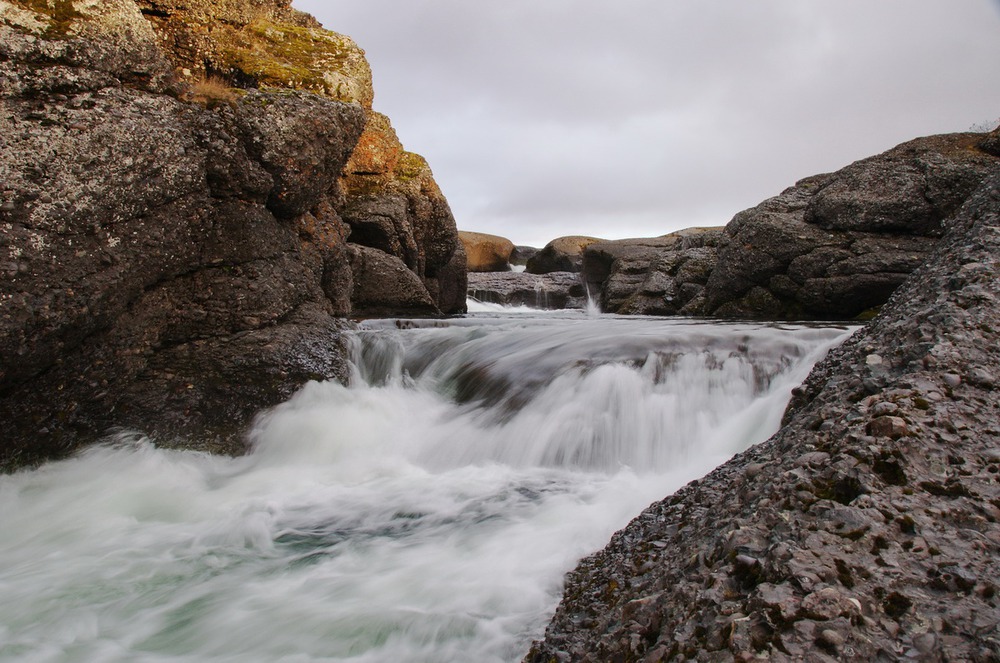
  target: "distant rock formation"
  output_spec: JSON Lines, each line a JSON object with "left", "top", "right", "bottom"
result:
{"left": 468, "top": 271, "right": 586, "bottom": 309}
{"left": 526, "top": 235, "right": 603, "bottom": 274}
{"left": 582, "top": 228, "right": 724, "bottom": 316}
{"left": 526, "top": 170, "right": 1000, "bottom": 663}
{"left": 580, "top": 134, "right": 998, "bottom": 320}
{"left": 459, "top": 230, "right": 515, "bottom": 272}
{"left": 0, "top": 0, "right": 464, "bottom": 469}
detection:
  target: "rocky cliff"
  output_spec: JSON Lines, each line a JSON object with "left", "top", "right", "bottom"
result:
{"left": 526, "top": 172, "right": 1000, "bottom": 660}
{"left": 0, "top": 0, "right": 465, "bottom": 470}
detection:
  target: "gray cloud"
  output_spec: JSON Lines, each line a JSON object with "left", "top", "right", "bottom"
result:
{"left": 295, "top": 0, "right": 1000, "bottom": 247}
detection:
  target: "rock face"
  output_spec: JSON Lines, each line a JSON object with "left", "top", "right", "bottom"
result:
{"left": 578, "top": 134, "right": 998, "bottom": 320}
{"left": 525, "top": 173, "right": 1000, "bottom": 661}
{"left": 459, "top": 230, "right": 515, "bottom": 272}
{"left": 702, "top": 133, "right": 998, "bottom": 319}
{"left": 0, "top": 0, "right": 464, "bottom": 470}
{"left": 582, "top": 228, "right": 724, "bottom": 315}
{"left": 468, "top": 271, "right": 587, "bottom": 309}
{"left": 526, "top": 235, "right": 603, "bottom": 274}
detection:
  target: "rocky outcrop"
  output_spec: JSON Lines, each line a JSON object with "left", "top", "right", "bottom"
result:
{"left": 0, "top": 0, "right": 464, "bottom": 470}
{"left": 582, "top": 228, "right": 724, "bottom": 315}
{"left": 468, "top": 271, "right": 586, "bottom": 309}
{"left": 576, "top": 135, "right": 998, "bottom": 320}
{"left": 526, "top": 235, "right": 603, "bottom": 274}
{"left": 459, "top": 230, "right": 515, "bottom": 272}
{"left": 526, "top": 173, "right": 1000, "bottom": 661}
{"left": 702, "top": 133, "right": 998, "bottom": 319}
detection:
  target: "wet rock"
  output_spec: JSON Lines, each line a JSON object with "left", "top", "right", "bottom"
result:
{"left": 467, "top": 271, "right": 587, "bottom": 309}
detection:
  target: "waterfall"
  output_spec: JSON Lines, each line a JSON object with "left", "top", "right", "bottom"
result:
{"left": 0, "top": 312, "right": 853, "bottom": 663}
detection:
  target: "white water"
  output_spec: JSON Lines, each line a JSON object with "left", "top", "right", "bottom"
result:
{"left": 0, "top": 311, "right": 854, "bottom": 663}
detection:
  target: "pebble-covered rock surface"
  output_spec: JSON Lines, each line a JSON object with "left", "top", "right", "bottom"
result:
{"left": 525, "top": 172, "right": 1000, "bottom": 661}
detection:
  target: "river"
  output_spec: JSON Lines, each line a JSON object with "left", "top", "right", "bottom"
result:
{"left": 0, "top": 305, "right": 853, "bottom": 662}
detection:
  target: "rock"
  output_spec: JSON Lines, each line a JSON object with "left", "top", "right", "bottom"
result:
{"left": 459, "top": 231, "right": 515, "bottom": 272}
{"left": 526, "top": 236, "right": 603, "bottom": 274}
{"left": 978, "top": 125, "right": 1000, "bottom": 158}
{"left": 703, "top": 134, "right": 998, "bottom": 319}
{"left": 510, "top": 245, "right": 540, "bottom": 266}
{"left": 347, "top": 245, "right": 439, "bottom": 317}
{"left": 467, "top": 272, "right": 586, "bottom": 309}
{"left": 582, "top": 227, "right": 724, "bottom": 314}
{"left": 525, "top": 173, "right": 1000, "bottom": 661}
{"left": 0, "top": 0, "right": 464, "bottom": 470}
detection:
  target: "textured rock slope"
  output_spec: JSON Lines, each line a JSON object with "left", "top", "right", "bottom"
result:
{"left": 584, "top": 133, "right": 998, "bottom": 319}
{"left": 0, "top": 0, "right": 464, "bottom": 469}
{"left": 526, "top": 173, "right": 1000, "bottom": 661}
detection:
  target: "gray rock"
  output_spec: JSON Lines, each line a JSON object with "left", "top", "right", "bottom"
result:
{"left": 703, "top": 135, "right": 998, "bottom": 319}
{"left": 525, "top": 173, "right": 1000, "bottom": 662}
{"left": 467, "top": 271, "right": 586, "bottom": 309}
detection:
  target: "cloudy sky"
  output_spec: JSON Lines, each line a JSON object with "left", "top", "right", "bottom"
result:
{"left": 295, "top": 1, "right": 1000, "bottom": 248}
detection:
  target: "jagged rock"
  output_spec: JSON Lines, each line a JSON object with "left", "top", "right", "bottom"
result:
{"left": 526, "top": 235, "right": 603, "bottom": 274}
{"left": 459, "top": 230, "right": 515, "bottom": 272}
{"left": 468, "top": 271, "right": 586, "bottom": 309}
{"left": 703, "top": 134, "right": 999, "bottom": 319}
{"left": 525, "top": 172, "right": 1000, "bottom": 662}
{"left": 0, "top": 0, "right": 464, "bottom": 470}
{"left": 582, "top": 227, "right": 724, "bottom": 315}
{"left": 341, "top": 111, "right": 466, "bottom": 315}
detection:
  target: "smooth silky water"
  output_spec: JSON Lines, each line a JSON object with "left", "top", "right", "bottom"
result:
{"left": 0, "top": 305, "right": 855, "bottom": 662}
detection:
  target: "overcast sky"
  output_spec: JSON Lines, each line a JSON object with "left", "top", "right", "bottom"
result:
{"left": 294, "top": 1, "right": 1000, "bottom": 248}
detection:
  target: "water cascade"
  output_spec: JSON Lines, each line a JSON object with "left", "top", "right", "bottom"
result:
{"left": 0, "top": 311, "right": 854, "bottom": 663}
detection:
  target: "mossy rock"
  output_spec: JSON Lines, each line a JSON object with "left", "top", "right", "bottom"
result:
{"left": 7, "top": 0, "right": 83, "bottom": 38}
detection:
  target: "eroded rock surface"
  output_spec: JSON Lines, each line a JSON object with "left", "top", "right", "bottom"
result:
{"left": 468, "top": 271, "right": 586, "bottom": 309}
{"left": 0, "top": 0, "right": 464, "bottom": 469}
{"left": 525, "top": 173, "right": 1000, "bottom": 661}
{"left": 702, "top": 133, "right": 998, "bottom": 319}
{"left": 582, "top": 228, "right": 724, "bottom": 316}
{"left": 526, "top": 235, "right": 603, "bottom": 274}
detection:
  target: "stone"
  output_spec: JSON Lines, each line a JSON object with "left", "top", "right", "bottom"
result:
{"left": 467, "top": 271, "right": 586, "bottom": 309}
{"left": 702, "top": 135, "right": 998, "bottom": 319}
{"left": 526, "top": 235, "right": 603, "bottom": 274}
{"left": 0, "top": 0, "right": 464, "bottom": 470}
{"left": 525, "top": 171, "right": 1000, "bottom": 663}
{"left": 459, "top": 230, "right": 516, "bottom": 272}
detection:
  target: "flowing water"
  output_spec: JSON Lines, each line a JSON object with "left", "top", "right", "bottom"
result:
{"left": 0, "top": 308, "right": 854, "bottom": 663}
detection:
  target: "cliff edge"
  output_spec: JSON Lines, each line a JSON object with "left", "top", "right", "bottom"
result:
{"left": 0, "top": 0, "right": 465, "bottom": 470}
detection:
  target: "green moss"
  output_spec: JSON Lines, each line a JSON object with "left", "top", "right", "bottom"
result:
{"left": 220, "top": 19, "right": 356, "bottom": 99}
{"left": 11, "top": 0, "right": 83, "bottom": 38}
{"left": 854, "top": 306, "right": 882, "bottom": 321}
{"left": 395, "top": 151, "right": 427, "bottom": 181}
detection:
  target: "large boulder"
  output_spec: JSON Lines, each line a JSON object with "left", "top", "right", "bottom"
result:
{"left": 582, "top": 228, "right": 724, "bottom": 315}
{"left": 526, "top": 171, "right": 1000, "bottom": 663}
{"left": 526, "top": 235, "right": 603, "bottom": 274}
{"left": 703, "top": 133, "right": 999, "bottom": 319}
{"left": 0, "top": 0, "right": 463, "bottom": 470}
{"left": 459, "top": 230, "right": 515, "bottom": 272}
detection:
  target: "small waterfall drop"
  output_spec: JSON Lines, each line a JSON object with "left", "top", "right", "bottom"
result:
{"left": 0, "top": 313, "right": 854, "bottom": 663}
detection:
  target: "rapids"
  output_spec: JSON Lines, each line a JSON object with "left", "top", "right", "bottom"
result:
{"left": 0, "top": 310, "right": 854, "bottom": 663}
